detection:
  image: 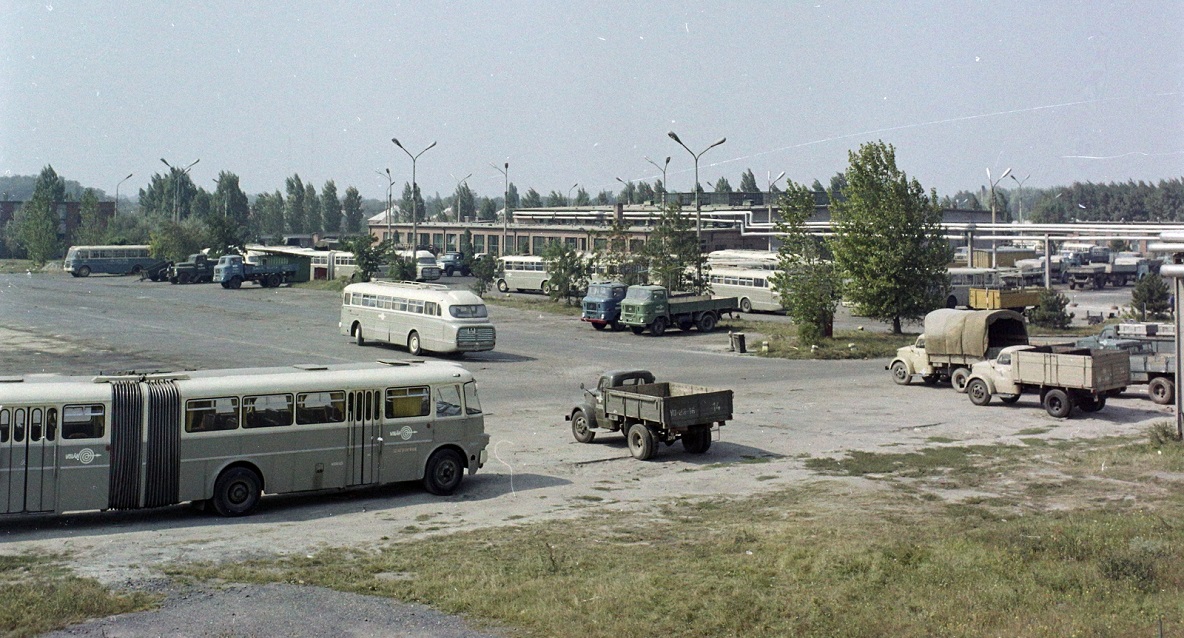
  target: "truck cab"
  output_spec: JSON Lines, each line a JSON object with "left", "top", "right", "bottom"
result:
{"left": 967, "top": 344, "right": 1031, "bottom": 398}
{"left": 568, "top": 369, "right": 655, "bottom": 440}
{"left": 620, "top": 285, "right": 669, "bottom": 330}
{"left": 581, "top": 281, "right": 628, "bottom": 330}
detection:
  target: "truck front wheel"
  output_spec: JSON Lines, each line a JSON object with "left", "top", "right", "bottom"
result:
{"left": 967, "top": 379, "right": 992, "bottom": 406}
{"left": 950, "top": 368, "right": 971, "bottom": 393}
{"left": 650, "top": 318, "right": 667, "bottom": 336}
{"left": 571, "top": 410, "right": 595, "bottom": 443}
{"left": 627, "top": 423, "right": 657, "bottom": 460}
{"left": 1043, "top": 389, "right": 1073, "bottom": 418}
{"left": 630, "top": 326, "right": 644, "bottom": 335}
{"left": 1149, "top": 377, "right": 1174, "bottom": 405}
{"left": 890, "top": 361, "right": 912, "bottom": 385}
{"left": 229, "top": 276, "right": 243, "bottom": 289}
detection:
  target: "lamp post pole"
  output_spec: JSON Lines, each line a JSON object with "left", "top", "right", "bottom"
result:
{"left": 492, "top": 162, "right": 509, "bottom": 256}
{"left": 667, "top": 131, "right": 726, "bottom": 289}
{"left": 567, "top": 183, "right": 579, "bottom": 207}
{"left": 375, "top": 169, "right": 395, "bottom": 243}
{"left": 644, "top": 155, "right": 671, "bottom": 209}
{"left": 160, "top": 158, "right": 199, "bottom": 223}
{"left": 615, "top": 177, "right": 631, "bottom": 204}
{"left": 392, "top": 138, "right": 436, "bottom": 251}
{"left": 114, "top": 172, "right": 133, "bottom": 220}
{"left": 987, "top": 167, "right": 1012, "bottom": 268}
{"left": 1010, "top": 172, "right": 1031, "bottom": 224}
{"left": 766, "top": 170, "right": 786, "bottom": 250}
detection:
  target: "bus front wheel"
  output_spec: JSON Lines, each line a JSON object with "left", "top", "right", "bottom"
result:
{"left": 78, "top": 266, "right": 91, "bottom": 277}
{"left": 423, "top": 449, "right": 464, "bottom": 495}
{"left": 496, "top": 279, "right": 509, "bottom": 292}
{"left": 353, "top": 324, "right": 365, "bottom": 346}
{"left": 408, "top": 331, "right": 423, "bottom": 356}
{"left": 212, "top": 467, "right": 262, "bottom": 517}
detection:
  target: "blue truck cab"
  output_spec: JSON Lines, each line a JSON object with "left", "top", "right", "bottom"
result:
{"left": 581, "top": 281, "right": 629, "bottom": 331}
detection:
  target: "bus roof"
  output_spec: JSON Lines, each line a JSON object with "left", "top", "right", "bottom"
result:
{"left": 343, "top": 280, "right": 486, "bottom": 306}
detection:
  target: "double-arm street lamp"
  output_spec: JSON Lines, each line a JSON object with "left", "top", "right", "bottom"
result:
{"left": 1010, "top": 172, "right": 1031, "bottom": 224}
{"left": 392, "top": 138, "right": 436, "bottom": 250}
{"left": 491, "top": 162, "right": 509, "bottom": 256}
{"left": 766, "top": 171, "right": 787, "bottom": 250}
{"left": 160, "top": 158, "right": 199, "bottom": 223}
{"left": 987, "top": 167, "right": 1012, "bottom": 268}
{"left": 114, "top": 172, "right": 133, "bottom": 220}
{"left": 376, "top": 168, "right": 396, "bottom": 243}
{"left": 667, "top": 131, "right": 726, "bottom": 286}
{"left": 645, "top": 155, "right": 671, "bottom": 209}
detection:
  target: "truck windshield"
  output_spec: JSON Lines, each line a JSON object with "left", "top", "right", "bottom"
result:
{"left": 587, "top": 284, "right": 617, "bottom": 298}
{"left": 625, "top": 288, "right": 653, "bottom": 301}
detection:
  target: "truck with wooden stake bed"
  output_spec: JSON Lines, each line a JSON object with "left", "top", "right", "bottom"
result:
{"left": 618, "top": 285, "right": 736, "bottom": 336}
{"left": 567, "top": 370, "right": 733, "bottom": 460}
{"left": 214, "top": 254, "right": 299, "bottom": 289}
{"left": 964, "top": 345, "right": 1131, "bottom": 418}
{"left": 1075, "top": 322, "right": 1176, "bottom": 404}
{"left": 888, "top": 308, "right": 1029, "bottom": 392}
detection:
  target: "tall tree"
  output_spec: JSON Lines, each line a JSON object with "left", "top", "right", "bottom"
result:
{"left": 739, "top": 169, "right": 759, "bottom": 193}
{"left": 212, "top": 171, "right": 250, "bottom": 227}
{"left": 17, "top": 165, "right": 66, "bottom": 265}
{"left": 521, "top": 188, "right": 543, "bottom": 208}
{"left": 342, "top": 186, "right": 364, "bottom": 233}
{"left": 304, "top": 183, "right": 321, "bottom": 234}
{"left": 452, "top": 182, "right": 477, "bottom": 221}
{"left": 545, "top": 190, "right": 566, "bottom": 207}
{"left": 321, "top": 181, "right": 342, "bottom": 233}
{"left": 771, "top": 180, "right": 841, "bottom": 344}
{"left": 479, "top": 197, "right": 497, "bottom": 222}
{"left": 828, "top": 141, "right": 951, "bottom": 333}
{"left": 285, "top": 174, "right": 306, "bottom": 233}
{"left": 714, "top": 177, "right": 733, "bottom": 193}
{"left": 74, "top": 188, "right": 108, "bottom": 246}
{"left": 617, "top": 181, "right": 636, "bottom": 204}
{"left": 643, "top": 200, "right": 708, "bottom": 293}
{"left": 400, "top": 182, "right": 425, "bottom": 222}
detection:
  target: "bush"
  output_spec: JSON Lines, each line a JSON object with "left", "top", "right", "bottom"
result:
{"left": 1028, "top": 288, "right": 1072, "bottom": 329}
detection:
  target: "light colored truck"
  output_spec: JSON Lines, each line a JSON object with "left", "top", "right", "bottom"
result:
{"left": 888, "top": 308, "right": 1028, "bottom": 392}
{"left": 965, "top": 345, "right": 1130, "bottom": 418}
{"left": 619, "top": 285, "right": 737, "bottom": 336}
{"left": 566, "top": 370, "right": 733, "bottom": 460}
{"left": 1076, "top": 322, "right": 1176, "bottom": 404}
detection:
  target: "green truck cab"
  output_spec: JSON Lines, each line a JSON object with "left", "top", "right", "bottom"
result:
{"left": 618, "top": 285, "right": 736, "bottom": 336}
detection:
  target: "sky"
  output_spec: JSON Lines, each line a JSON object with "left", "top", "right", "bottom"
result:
{"left": 2, "top": 1, "right": 1182, "bottom": 203}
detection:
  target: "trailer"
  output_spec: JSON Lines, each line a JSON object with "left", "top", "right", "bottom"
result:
{"left": 566, "top": 370, "right": 733, "bottom": 460}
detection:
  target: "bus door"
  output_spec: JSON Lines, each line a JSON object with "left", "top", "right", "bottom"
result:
{"left": 0, "top": 407, "right": 58, "bottom": 514}
{"left": 347, "top": 389, "right": 381, "bottom": 486}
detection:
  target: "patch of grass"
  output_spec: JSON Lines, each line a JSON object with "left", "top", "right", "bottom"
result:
{"left": 485, "top": 294, "right": 583, "bottom": 316}
{"left": 0, "top": 553, "right": 157, "bottom": 636}
{"left": 1015, "top": 427, "right": 1053, "bottom": 436}
{"left": 292, "top": 278, "right": 348, "bottom": 291}
{"left": 0, "top": 259, "right": 37, "bottom": 274}
{"left": 722, "top": 319, "right": 914, "bottom": 360}
{"left": 926, "top": 436, "right": 957, "bottom": 443}
{"left": 803, "top": 445, "right": 1017, "bottom": 480}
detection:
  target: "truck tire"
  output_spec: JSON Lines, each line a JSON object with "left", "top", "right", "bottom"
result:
{"left": 229, "top": 276, "right": 242, "bottom": 289}
{"left": 697, "top": 312, "right": 717, "bottom": 332}
{"left": 630, "top": 326, "right": 644, "bottom": 335}
{"left": 650, "top": 317, "right": 667, "bottom": 336}
{"left": 407, "top": 331, "right": 423, "bottom": 356}
{"left": 967, "top": 379, "right": 992, "bottom": 406}
{"left": 627, "top": 423, "right": 657, "bottom": 460}
{"left": 890, "top": 361, "right": 912, "bottom": 385}
{"left": 1149, "top": 377, "right": 1174, "bottom": 405}
{"left": 496, "top": 279, "right": 509, "bottom": 292}
{"left": 592, "top": 322, "right": 607, "bottom": 331}
{"left": 682, "top": 425, "right": 711, "bottom": 454}
{"left": 950, "top": 368, "right": 971, "bottom": 393}
{"left": 678, "top": 319, "right": 693, "bottom": 331}
{"left": 423, "top": 448, "right": 464, "bottom": 495}
{"left": 571, "top": 410, "right": 595, "bottom": 443}
{"left": 946, "top": 295, "right": 957, "bottom": 309}
{"left": 266, "top": 273, "right": 281, "bottom": 288}
{"left": 444, "top": 266, "right": 454, "bottom": 277}
{"left": 1078, "top": 396, "right": 1105, "bottom": 412}
{"left": 1042, "top": 388, "right": 1073, "bottom": 418}
{"left": 220, "top": 282, "right": 229, "bottom": 289}
{"left": 921, "top": 375, "right": 939, "bottom": 386}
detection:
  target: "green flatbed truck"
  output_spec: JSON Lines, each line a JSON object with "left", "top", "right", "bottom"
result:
{"left": 619, "top": 285, "right": 736, "bottom": 336}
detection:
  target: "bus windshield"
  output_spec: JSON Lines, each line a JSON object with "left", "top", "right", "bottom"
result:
{"left": 449, "top": 304, "right": 488, "bottom": 318}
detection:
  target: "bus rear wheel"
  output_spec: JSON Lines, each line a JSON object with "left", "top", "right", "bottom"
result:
{"left": 496, "top": 279, "right": 509, "bottom": 292}
{"left": 408, "top": 331, "right": 423, "bottom": 356}
{"left": 423, "top": 449, "right": 464, "bottom": 495}
{"left": 212, "top": 467, "right": 262, "bottom": 517}
{"left": 353, "top": 324, "right": 365, "bottom": 346}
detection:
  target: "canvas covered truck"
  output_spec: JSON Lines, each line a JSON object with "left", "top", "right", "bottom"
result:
{"left": 619, "top": 285, "right": 736, "bottom": 336}
{"left": 566, "top": 370, "right": 733, "bottom": 460}
{"left": 214, "top": 254, "right": 299, "bottom": 289}
{"left": 1076, "top": 322, "right": 1177, "bottom": 404}
{"left": 888, "top": 308, "right": 1029, "bottom": 392}
{"left": 965, "top": 345, "right": 1130, "bottom": 418}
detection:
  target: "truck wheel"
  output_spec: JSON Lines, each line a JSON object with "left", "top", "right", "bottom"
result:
{"left": 229, "top": 276, "right": 243, "bottom": 289}
{"left": 697, "top": 312, "right": 717, "bottom": 332}
{"left": 681, "top": 426, "right": 711, "bottom": 454}
{"left": 627, "top": 423, "right": 657, "bottom": 460}
{"left": 220, "top": 282, "right": 229, "bottom": 289}
{"left": 967, "top": 379, "right": 992, "bottom": 406}
{"left": 610, "top": 321, "right": 623, "bottom": 331}
{"left": 1042, "top": 389, "right": 1073, "bottom": 418}
{"left": 678, "top": 319, "right": 693, "bottom": 331}
{"left": 211, "top": 466, "right": 262, "bottom": 517}
{"left": 1078, "top": 396, "right": 1105, "bottom": 413}
{"left": 1149, "top": 377, "right": 1174, "bottom": 405}
{"left": 571, "top": 410, "right": 595, "bottom": 443}
{"left": 650, "top": 318, "right": 667, "bottom": 336}
{"left": 630, "top": 326, "right": 644, "bottom": 335}
{"left": 445, "top": 266, "right": 454, "bottom": 277}
{"left": 950, "top": 368, "right": 971, "bottom": 393}
{"left": 739, "top": 298, "right": 752, "bottom": 313}
{"left": 1069, "top": 282, "right": 1077, "bottom": 290}
{"left": 266, "top": 273, "right": 281, "bottom": 288}
{"left": 407, "top": 331, "right": 423, "bottom": 356}
{"left": 423, "top": 448, "right": 464, "bottom": 495}
{"left": 890, "top": 361, "right": 912, "bottom": 385}
{"left": 496, "top": 279, "right": 509, "bottom": 292}
{"left": 170, "top": 276, "right": 178, "bottom": 284}
{"left": 592, "top": 322, "right": 607, "bottom": 331}
{"left": 946, "top": 295, "right": 957, "bottom": 309}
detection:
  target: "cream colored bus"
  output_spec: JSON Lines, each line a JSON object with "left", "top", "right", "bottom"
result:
{"left": 708, "top": 266, "right": 783, "bottom": 313}
{"left": 340, "top": 281, "right": 496, "bottom": 356}
{"left": 0, "top": 361, "right": 489, "bottom": 517}
{"left": 495, "top": 255, "right": 550, "bottom": 293}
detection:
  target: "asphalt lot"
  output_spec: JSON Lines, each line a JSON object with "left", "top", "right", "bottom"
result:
{"left": 0, "top": 271, "right": 1173, "bottom": 636}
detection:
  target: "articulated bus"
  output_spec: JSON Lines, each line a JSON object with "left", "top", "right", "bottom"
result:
{"left": 708, "top": 267, "right": 783, "bottom": 313}
{"left": 0, "top": 361, "right": 489, "bottom": 517}
{"left": 495, "top": 255, "right": 550, "bottom": 293}
{"left": 63, "top": 245, "right": 169, "bottom": 278}
{"left": 340, "top": 281, "right": 496, "bottom": 356}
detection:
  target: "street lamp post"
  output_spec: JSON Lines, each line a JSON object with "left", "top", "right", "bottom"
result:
{"left": 987, "top": 167, "right": 1012, "bottom": 268}
{"left": 491, "top": 162, "right": 509, "bottom": 256}
{"left": 766, "top": 170, "right": 786, "bottom": 250}
{"left": 392, "top": 138, "right": 436, "bottom": 251}
{"left": 667, "top": 131, "right": 726, "bottom": 289}
{"left": 114, "top": 172, "right": 133, "bottom": 220}
{"left": 160, "top": 158, "right": 199, "bottom": 223}
{"left": 451, "top": 173, "right": 472, "bottom": 224}
{"left": 567, "top": 183, "right": 579, "bottom": 207}
{"left": 376, "top": 168, "right": 395, "bottom": 243}
{"left": 614, "top": 177, "right": 631, "bottom": 204}
{"left": 1010, "top": 172, "right": 1031, "bottom": 224}
{"left": 644, "top": 155, "right": 671, "bottom": 209}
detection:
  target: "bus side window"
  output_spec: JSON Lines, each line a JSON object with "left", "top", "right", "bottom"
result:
{"left": 30, "top": 408, "right": 42, "bottom": 442}
{"left": 0, "top": 409, "right": 9, "bottom": 443}
{"left": 13, "top": 408, "right": 25, "bottom": 442}
{"left": 385, "top": 386, "right": 430, "bottom": 419}
{"left": 63, "top": 405, "right": 105, "bottom": 439}
{"left": 46, "top": 408, "right": 57, "bottom": 441}
{"left": 243, "top": 394, "right": 294, "bottom": 428}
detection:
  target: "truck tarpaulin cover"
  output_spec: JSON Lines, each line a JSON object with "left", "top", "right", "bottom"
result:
{"left": 923, "top": 309, "right": 1029, "bottom": 357}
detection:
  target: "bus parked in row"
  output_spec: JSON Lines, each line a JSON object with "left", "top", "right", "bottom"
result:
{"left": 946, "top": 267, "right": 1004, "bottom": 308}
{"left": 0, "top": 361, "right": 489, "bottom": 517}
{"left": 63, "top": 245, "right": 169, "bottom": 278}
{"left": 340, "top": 281, "right": 496, "bottom": 356}
{"left": 708, "top": 267, "right": 783, "bottom": 313}
{"left": 496, "top": 255, "right": 550, "bottom": 293}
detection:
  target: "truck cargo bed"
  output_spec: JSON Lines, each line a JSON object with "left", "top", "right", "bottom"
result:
{"left": 604, "top": 382, "right": 733, "bottom": 429}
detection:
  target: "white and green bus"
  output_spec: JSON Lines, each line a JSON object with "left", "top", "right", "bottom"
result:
{"left": 340, "top": 281, "right": 496, "bottom": 356}
{"left": 708, "top": 266, "right": 783, "bottom": 313}
{"left": 495, "top": 255, "right": 550, "bottom": 293}
{"left": 63, "top": 245, "right": 169, "bottom": 278}
{"left": 0, "top": 361, "right": 489, "bottom": 517}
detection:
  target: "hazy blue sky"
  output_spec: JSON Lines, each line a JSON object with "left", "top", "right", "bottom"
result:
{"left": 2, "top": 1, "right": 1181, "bottom": 202}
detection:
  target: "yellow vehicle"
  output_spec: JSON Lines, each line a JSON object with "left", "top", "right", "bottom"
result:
{"left": 968, "top": 287, "right": 1043, "bottom": 311}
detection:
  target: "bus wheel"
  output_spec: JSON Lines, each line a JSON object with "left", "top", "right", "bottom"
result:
{"left": 131, "top": 265, "right": 143, "bottom": 276}
{"left": 423, "top": 449, "right": 464, "bottom": 495}
{"left": 78, "top": 266, "right": 91, "bottom": 277}
{"left": 407, "top": 331, "right": 422, "bottom": 356}
{"left": 541, "top": 280, "right": 551, "bottom": 294}
{"left": 496, "top": 279, "right": 509, "bottom": 292}
{"left": 740, "top": 297, "right": 752, "bottom": 313}
{"left": 212, "top": 467, "right": 262, "bottom": 517}
{"left": 945, "top": 295, "right": 957, "bottom": 309}
{"left": 353, "top": 324, "right": 365, "bottom": 346}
